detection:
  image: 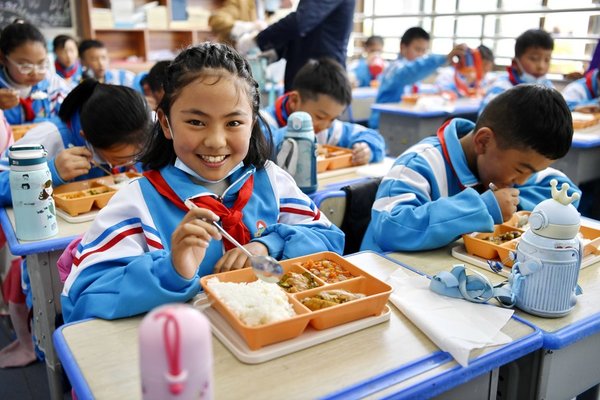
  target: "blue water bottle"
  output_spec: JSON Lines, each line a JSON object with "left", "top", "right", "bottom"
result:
{"left": 9, "top": 144, "right": 58, "bottom": 241}
{"left": 282, "top": 111, "right": 318, "bottom": 194}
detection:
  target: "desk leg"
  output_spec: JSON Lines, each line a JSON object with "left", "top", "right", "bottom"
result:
{"left": 28, "top": 251, "right": 64, "bottom": 400}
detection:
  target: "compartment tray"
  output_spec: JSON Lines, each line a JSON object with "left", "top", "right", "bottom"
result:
{"left": 193, "top": 294, "right": 391, "bottom": 364}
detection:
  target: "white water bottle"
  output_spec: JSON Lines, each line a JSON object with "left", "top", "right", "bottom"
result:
{"left": 278, "top": 111, "right": 317, "bottom": 194}
{"left": 139, "top": 304, "right": 214, "bottom": 400}
{"left": 8, "top": 144, "right": 58, "bottom": 241}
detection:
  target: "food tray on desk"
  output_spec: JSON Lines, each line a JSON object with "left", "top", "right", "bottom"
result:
{"left": 457, "top": 211, "right": 600, "bottom": 274}
{"left": 317, "top": 145, "right": 353, "bottom": 173}
{"left": 194, "top": 294, "right": 390, "bottom": 364}
{"left": 199, "top": 251, "right": 392, "bottom": 351}
{"left": 53, "top": 172, "right": 140, "bottom": 216}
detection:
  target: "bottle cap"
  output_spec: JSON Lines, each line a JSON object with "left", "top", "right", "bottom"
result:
{"left": 8, "top": 144, "right": 47, "bottom": 166}
{"left": 287, "top": 111, "right": 314, "bottom": 133}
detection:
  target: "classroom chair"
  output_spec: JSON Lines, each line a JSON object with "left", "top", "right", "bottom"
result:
{"left": 313, "top": 177, "right": 382, "bottom": 254}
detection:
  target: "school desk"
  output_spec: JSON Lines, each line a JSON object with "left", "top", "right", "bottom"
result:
{"left": 372, "top": 97, "right": 481, "bottom": 157}
{"left": 52, "top": 251, "right": 541, "bottom": 400}
{"left": 0, "top": 207, "right": 91, "bottom": 400}
{"left": 551, "top": 127, "right": 600, "bottom": 185}
{"left": 340, "top": 87, "right": 378, "bottom": 123}
{"left": 385, "top": 220, "right": 600, "bottom": 400}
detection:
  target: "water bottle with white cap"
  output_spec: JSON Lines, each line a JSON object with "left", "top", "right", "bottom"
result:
{"left": 8, "top": 144, "right": 58, "bottom": 240}
{"left": 277, "top": 111, "right": 317, "bottom": 194}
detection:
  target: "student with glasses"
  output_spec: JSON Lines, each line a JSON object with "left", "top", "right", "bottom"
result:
{"left": 0, "top": 20, "right": 70, "bottom": 125}
{"left": 0, "top": 79, "right": 151, "bottom": 368}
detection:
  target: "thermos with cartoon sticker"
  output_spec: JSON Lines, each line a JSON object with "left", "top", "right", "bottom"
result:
{"left": 9, "top": 144, "right": 58, "bottom": 240}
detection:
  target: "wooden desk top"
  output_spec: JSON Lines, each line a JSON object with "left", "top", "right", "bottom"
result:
{"left": 56, "top": 252, "right": 534, "bottom": 399}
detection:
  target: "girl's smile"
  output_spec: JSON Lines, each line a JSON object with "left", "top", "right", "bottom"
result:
{"left": 159, "top": 72, "right": 253, "bottom": 182}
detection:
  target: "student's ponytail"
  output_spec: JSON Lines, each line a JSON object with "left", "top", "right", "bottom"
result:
{"left": 58, "top": 79, "right": 99, "bottom": 122}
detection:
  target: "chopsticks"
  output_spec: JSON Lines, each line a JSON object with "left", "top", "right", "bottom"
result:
{"left": 91, "top": 160, "right": 113, "bottom": 176}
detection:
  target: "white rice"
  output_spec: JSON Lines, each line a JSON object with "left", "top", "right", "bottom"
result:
{"left": 207, "top": 277, "right": 296, "bottom": 326}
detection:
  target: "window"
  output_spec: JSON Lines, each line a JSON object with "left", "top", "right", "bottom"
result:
{"left": 356, "top": 0, "right": 600, "bottom": 74}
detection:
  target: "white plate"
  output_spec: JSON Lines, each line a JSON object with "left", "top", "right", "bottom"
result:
{"left": 192, "top": 294, "right": 391, "bottom": 364}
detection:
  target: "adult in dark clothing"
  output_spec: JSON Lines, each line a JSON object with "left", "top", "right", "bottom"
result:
{"left": 237, "top": 0, "right": 356, "bottom": 91}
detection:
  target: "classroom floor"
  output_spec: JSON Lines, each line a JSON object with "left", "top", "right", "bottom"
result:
{"left": 0, "top": 315, "right": 71, "bottom": 400}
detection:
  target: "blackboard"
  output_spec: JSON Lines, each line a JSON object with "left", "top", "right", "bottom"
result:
{"left": 0, "top": 0, "right": 72, "bottom": 30}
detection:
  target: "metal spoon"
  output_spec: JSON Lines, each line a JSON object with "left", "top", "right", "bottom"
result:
{"left": 184, "top": 200, "right": 284, "bottom": 283}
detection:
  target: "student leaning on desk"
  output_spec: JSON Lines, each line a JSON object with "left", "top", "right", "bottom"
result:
{"left": 0, "top": 80, "right": 149, "bottom": 368}
{"left": 361, "top": 84, "right": 581, "bottom": 253}
{"left": 261, "top": 57, "right": 386, "bottom": 165}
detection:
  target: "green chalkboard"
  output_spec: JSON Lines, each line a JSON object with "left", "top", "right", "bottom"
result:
{"left": 0, "top": 0, "right": 72, "bottom": 29}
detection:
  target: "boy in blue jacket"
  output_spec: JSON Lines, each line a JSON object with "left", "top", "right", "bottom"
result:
{"left": 361, "top": 84, "right": 580, "bottom": 252}
{"left": 480, "top": 29, "right": 554, "bottom": 114}
{"left": 78, "top": 39, "right": 136, "bottom": 88}
{"left": 348, "top": 35, "right": 385, "bottom": 88}
{"left": 262, "top": 57, "right": 386, "bottom": 165}
{"left": 369, "top": 27, "right": 465, "bottom": 128}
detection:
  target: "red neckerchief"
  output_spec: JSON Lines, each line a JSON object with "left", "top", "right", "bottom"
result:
{"left": 54, "top": 60, "right": 79, "bottom": 79}
{"left": 19, "top": 97, "right": 35, "bottom": 122}
{"left": 507, "top": 66, "right": 521, "bottom": 86}
{"left": 585, "top": 69, "right": 597, "bottom": 98}
{"left": 143, "top": 170, "right": 254, "bottom": 251}
{"left": 436, "top": 119, "right": 465, "bottom": 190}
{"left": 274, "top": 93, "right": 290, "bottom": 127}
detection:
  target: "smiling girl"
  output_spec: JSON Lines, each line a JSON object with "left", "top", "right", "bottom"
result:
{"left": 61, "top": 43, "right": 344, "bottom": 322}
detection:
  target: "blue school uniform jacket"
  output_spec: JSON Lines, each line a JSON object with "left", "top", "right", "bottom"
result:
{"left": 350, "top": 58, "right": 375, "bottom": 88}
{"left": 562, "top": 69, "right": 599, "bottom": 110}
{"left": 360, "top": 118, "right": 580, "bottom": 253}
{"left": 54, "top": 61, "right": 84, "bottom": 89}
{"left": 261, "top": 93, "right": 385, "bottom": 162}
{"left": 0, "top": 69, "right": 69, "bottom": 125}
{"left": 61, "top": 162, "right": 345, "bottom": 322}
{"left": 102, "top": 69, "right": 136, "bottom": 88}
{"left": 479, "top": 67, "right": 554, "bottom": 114}
{"left": 0, "top": 115, "right": 129, "bottom": 206}
{"left": 368, "top": 54, "right": 448, "bottom": 129}
{"left": 255, "top": 0, "right": 355, "bottom": 91}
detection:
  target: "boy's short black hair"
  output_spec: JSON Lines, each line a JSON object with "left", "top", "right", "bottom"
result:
{"left": 401, "top": 27, "right": 430, "bottom": 46}
{"left": 475, "top": 84, "right": 572, "bottom": 160}
{"left": 477, "top": 44, "right": 494, "bottom": 63}
{"left": 53, "top": 34, "right": 77, "bottom": 52}
{"left": 365, "top": 35, "right": 384, "bottom": 48}
{"left": 515, "top": 29, "right": 554, "bottom": 58}
{"left": 292, "top": 58, "right": 352, "bottom": 106}
{"left": 78, "top": 39, "right": 105, "bottom": 58}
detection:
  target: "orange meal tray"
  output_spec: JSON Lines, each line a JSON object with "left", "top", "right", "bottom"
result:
{"left": 317, "top": 144, "right": 353, "bottom": 173}
{"left": 462, "top": 211, "right": 600, "bottom": 267}
{"left": 200, "top": 251, "right": 392, "bottom": 350}
{"left": 53, "top": 172, "right": 140, "bottom": 216}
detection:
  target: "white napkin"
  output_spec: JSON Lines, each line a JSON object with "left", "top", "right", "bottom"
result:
{"left": 387, "top": 269, "right": 514, "bottom": 366}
